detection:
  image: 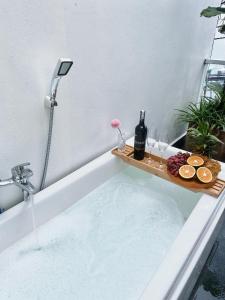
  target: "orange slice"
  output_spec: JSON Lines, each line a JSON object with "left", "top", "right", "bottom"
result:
{"left": 179, "top": 165, "right": 196, "bottom": 179}
{"left": 187, "top": 155, "right": 204, "bottom": 167}
{"left": 196, "top": 167, "right": 213, "bottom": 183}
{"left": 205, "top": 160, "right": 221, "bottom": 176}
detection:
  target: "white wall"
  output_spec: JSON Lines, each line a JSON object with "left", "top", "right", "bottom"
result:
{"left": 0, "top": 0, "right": 218, "bottom": 210}
{"left": 212, "top": 39, "right": 225, "bottom": 60}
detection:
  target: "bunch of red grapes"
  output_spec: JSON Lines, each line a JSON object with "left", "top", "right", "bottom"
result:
{"left": 167, "top": 152, "right": 190, "bottom": 176}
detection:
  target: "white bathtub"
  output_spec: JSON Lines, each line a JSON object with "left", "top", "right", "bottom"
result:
{"left": 1, "top": 140, "right": 225, "bottom": 300}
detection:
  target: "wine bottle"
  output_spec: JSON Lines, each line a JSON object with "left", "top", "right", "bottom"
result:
{"left": 134, "top": 110, "right": 147, "bottom": 160}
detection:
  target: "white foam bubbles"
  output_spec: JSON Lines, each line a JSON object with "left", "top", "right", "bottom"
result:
{"left": 0, "top": 166, "right": 184, "bottom": 300}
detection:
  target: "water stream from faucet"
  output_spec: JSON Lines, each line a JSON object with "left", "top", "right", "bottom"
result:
{"left": 29, "top": 193, "right": 41, "bottom": 250}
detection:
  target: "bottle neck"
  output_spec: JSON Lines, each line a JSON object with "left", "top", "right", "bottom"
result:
{"left": 139, "top": 110, "right": 145, "bottom": 125}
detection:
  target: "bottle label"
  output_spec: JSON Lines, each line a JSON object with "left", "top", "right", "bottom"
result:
{"left": 134, "top": 140, "right": 145, "bottom": 151}
{"left": 135, "top": 141, "right": 145, "bottom": 145}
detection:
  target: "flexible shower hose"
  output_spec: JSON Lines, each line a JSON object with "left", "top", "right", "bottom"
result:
{"left": 40, "top": 105, "right": 55, "bottom": 191}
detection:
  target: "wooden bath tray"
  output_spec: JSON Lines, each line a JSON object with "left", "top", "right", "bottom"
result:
{"left": 112, "top": 145, "right": 225, "bottom": 198}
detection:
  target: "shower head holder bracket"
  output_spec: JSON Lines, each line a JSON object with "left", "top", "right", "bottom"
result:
{"left": 44, "top": 96, "right": 58, "bottom": 108}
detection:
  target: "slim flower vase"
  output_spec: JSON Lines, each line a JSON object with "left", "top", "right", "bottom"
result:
{"left": 117, "top": 129, "right": 126, "bottom": 152}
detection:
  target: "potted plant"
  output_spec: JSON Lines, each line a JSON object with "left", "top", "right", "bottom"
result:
{"left": 177, "top": 83, "right": 225, "bottom": 158}
{"left": 187, "top": 122, "right": 223, "bottom": 157}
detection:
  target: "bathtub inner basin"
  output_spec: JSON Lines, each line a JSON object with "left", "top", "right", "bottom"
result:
{"left": 0, "top": 166, "right": 201, "bottom": 300}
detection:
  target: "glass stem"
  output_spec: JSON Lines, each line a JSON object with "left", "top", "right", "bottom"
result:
{"left": 148, "top": 148, "right": 151, "bottom": 162}
{"left": 160, "top": 152, "right": 163, "bottom": 168}
{"left": 117, "top": 127, "right": 124, "bottom": 143}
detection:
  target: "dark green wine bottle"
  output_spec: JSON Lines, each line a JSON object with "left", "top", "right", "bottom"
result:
{"left": 134, "top": 110, "right": 147, "bottom": 160}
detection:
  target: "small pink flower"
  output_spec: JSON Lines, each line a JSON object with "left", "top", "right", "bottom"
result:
{"left": 111, "top": 119, "right": 121, "bottom": 128}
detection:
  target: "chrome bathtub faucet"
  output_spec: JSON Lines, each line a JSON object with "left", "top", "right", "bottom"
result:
{"left": 0, "top": 162, "right": 35, "bottom": 199}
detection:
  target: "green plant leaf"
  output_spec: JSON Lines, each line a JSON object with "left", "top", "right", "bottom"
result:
{"left": 210, "top": 135, "right": 224, "bottom": 144}
{"left": 200, "top": 7, "right": 225, "bottom": 18}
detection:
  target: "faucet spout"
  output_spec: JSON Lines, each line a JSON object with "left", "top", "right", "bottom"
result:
{"left": 13, "top": 181, "right": 36, "bottom": 194}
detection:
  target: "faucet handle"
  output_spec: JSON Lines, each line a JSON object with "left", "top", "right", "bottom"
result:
{"left": 11, "top": 162, "right": 32, "bottom": 178}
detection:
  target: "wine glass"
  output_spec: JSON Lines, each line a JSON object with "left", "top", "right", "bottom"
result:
{"left": 158, "top": 133, "right": 169, "bottom": 169}
{"left": 146, "top": 128, "right": 157, "bottom": 164}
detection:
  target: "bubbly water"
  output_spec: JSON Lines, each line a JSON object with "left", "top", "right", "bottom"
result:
{"left": 0, "top": 167, "right": 184, "bottom": 300}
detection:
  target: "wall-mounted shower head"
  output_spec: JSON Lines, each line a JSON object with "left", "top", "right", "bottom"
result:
{"left": 49, "top": 58, "right": 73, "bottom": 102}
{"left": 52, "top": 58, "right": 73, "bottom": 78}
